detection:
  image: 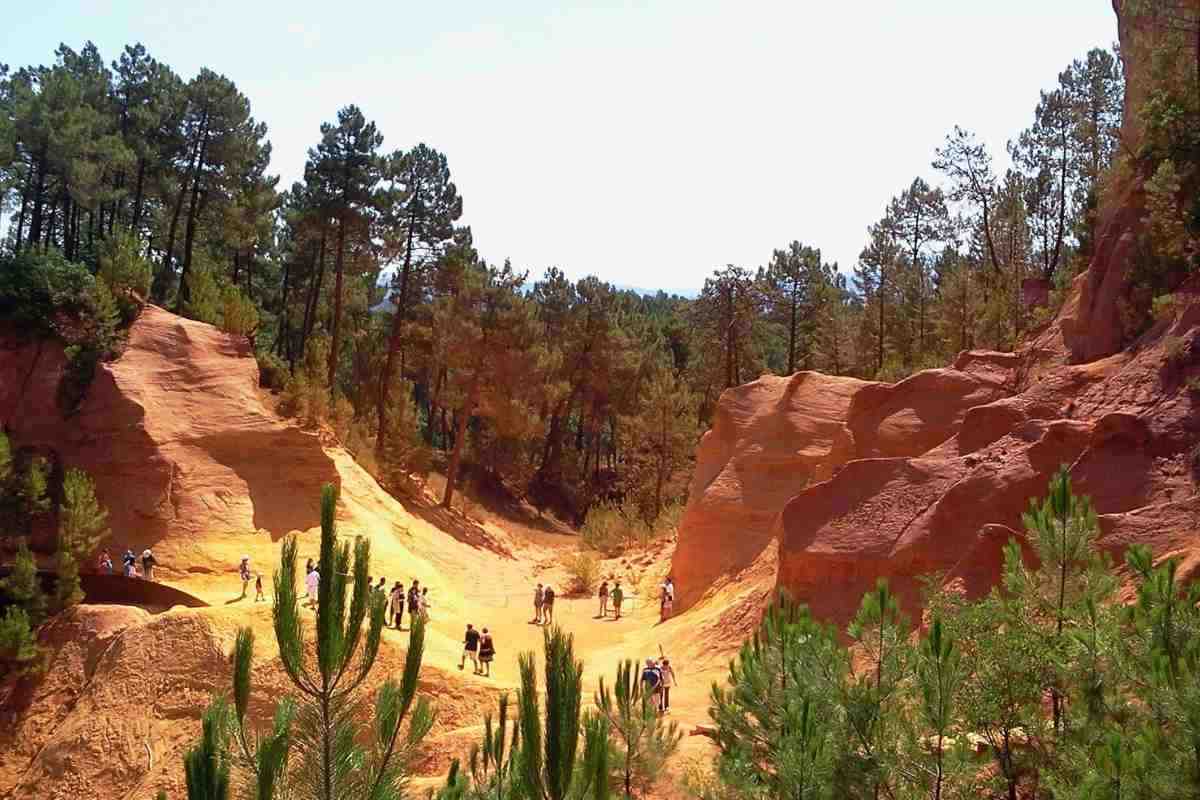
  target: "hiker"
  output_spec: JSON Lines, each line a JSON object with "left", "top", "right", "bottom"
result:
{"left": 407, "top": 580, "right": 421, "bottom": 622}
{"left": 141, "top": 549, "right": 157, "bottom": 581}
{"left": 122, "top": 549, "right": 137, "bottom": 577}
{"left": 659, "top": 657, "right": 678, "bottom": 712}
{"left": 598, "top": 580, "right": 609, "bottom": 618}
{"left": 542, "top": 585, "right": 555, "bottom": 625}
{"left": 532, "top": 583, "right": 544, "bottom": 624}
{"left": 478, "top": 628, "right": 495, "bottom": 677}
{"left": 255, "top": 573, "right": 265, "bottom": 602}
{"left": 239, "top": 556, "right": 252, "bottom": 597}
{"left": 305, "top": 565, "right": 320, "bottom": 608}
{"left": 419, "top": 587, "right": 431, "bottom": 620}
{"left": 660, "top": 576, "right": 675, "bottom": 622}
{"left": 611, "top": 582, "right": 624, "bottom": 620}
{"left": 389, "top": 582, "right": 405, "bottom": 629}
{"left": 98, "top": 550, "right": 113, "bottom": 575}
{"left": 460, "top": 624, "right": 481, "bottom": 673}
{"left": 375, "top": 576, "right": 387, "bottom": 594}
{"left": 641, "top": 658, "right": 663, "bottom": 712}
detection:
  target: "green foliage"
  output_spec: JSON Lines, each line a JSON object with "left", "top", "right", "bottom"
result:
{"left": 255, "top": 350, "right": 290, "bottom": 391}
{"left": 185, "top": 698, "right": 231, "bottom": 800}
{"left": 220, "top": 284, "right": 259, "bottom": 337}
{"left": 0, "top": 250, "right": 96, "bottom": 334}
{"left": 97, "top": 231, "right": 152, "bottom": 323}
{"left": 184, "top": 482, "right": 433, "bottom": 800}
{"left": 596, "top": 659, "right": 681, "bottom": 797}
{"left": 185, "top": 260, "right": 222, "bottom": 326}
{"left": 579, "top": 501, "right": 677, "bottom": 556}
{"left": 1152, "top": 292, "right": 1178, "bottom": 321}
{"left": 2, "top": 539, "right": 48, "bottom": 626}
{"left": 709, "top": 594, "right": 843, "bottom": 800}
{"left": 0, "top": 606, "right": 40, "bottom": 678}
{"left": 516, "top": 627, "right": 609, "bottom": 800}
{"left": 561, "top": 551, "right": 600, "bottom": 597}
{"left": 59, "top": 467, "right": 109, "bottom": 559}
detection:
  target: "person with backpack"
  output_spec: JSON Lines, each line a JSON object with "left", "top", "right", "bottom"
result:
{"left": 122, "top": 549, "right": 137, "bottom": 577}
{"left": 598, "top": 580, "right": 609, "bottom": 618}
{"left": 542, "top": 585, "right": 555, "bottom": 626}
{"left": 658, "top": 657, "right": 678, "bottom": 712}
{"left": 407, "top": 581, "right": 421, "bottom": 621}
{"left": 641, "top": 658, "right": 663, "bottom": 712}
{"left": 611, "top": 582, "right": 624, "bottom": 620}
{"left": 478, "top": 628, "right": 496, "bottom": 677}
{"left": 460, "top": 623, "right": 481, "bottom": 674}
{"left": 239, "top": 556, "right": 252, "bottom": 597}
{"left": 141, "top": 549, "right": 157, "bottom": 581}
{"left": 532, "top": 583, "right": 545, "bottom": 624}
{"left": 389, "top": 582, "right": 405, "bottom": 629}
{"left": 660, "top": 576, "right": 675, "bottom": 622}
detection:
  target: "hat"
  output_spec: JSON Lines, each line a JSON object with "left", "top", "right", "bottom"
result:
{"left": 241, "top": 555, "right": 249, "bottom": 562}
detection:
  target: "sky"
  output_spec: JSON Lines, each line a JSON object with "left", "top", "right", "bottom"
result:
{"left": 4, "top": 1, "right": 1120, "bottom": 293}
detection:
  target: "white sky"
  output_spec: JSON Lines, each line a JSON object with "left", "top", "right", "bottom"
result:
{"left": 6, "top": 1, "right": 1119, "bottom": 291}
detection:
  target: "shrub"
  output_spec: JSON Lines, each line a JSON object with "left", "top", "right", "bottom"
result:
{"left": 1165, "top": 335, "right": 1193, "bottom": 372}
{"left": 220, "top": 285, "right": 259, "bottom": 337}
{"left": 0, "top": 249, "right": 95, "bottom": 334}
{"left": 185, "top": 262, "right": 221, "bottom": 325}
{"left": 97, "top": 232, "right": 151, "bottom": 323}
{"left": 0, "top": 607, "right": 40, "bottom": 678}
{"left": 561, "top": 551, "right": 600, "bottom": 596}
{"left": 255, "top": 351, "right": 290, "bottom": 391}
{"left": 581, "top": 501, "right": 641, "bottom": 555}
{"left": 1153, "top": 293, "right": 1178, "bottom": 322}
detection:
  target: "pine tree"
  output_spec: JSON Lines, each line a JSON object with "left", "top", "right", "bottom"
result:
{"left": 709, "top": 594, "right": 842, "bottom": 799}
{"left": 907, "top": 616, "right": 965, "bottom": 800}
{"left": 59, "top": 468, "right": 109, "bottom": 561}
{"left": 2, "top": 539, "right": 47, "bottom": 626}
{"left": 596, "top": 659, "right": 681, "bottom": 798}
{"left": 0, "top": 606, "right": 40, "bottom": 678}
{"left": 185, "top": 698, "right": 231, "bottom": 800}
{"left": 517, "top": 627, "right": 610, "bottom": 800}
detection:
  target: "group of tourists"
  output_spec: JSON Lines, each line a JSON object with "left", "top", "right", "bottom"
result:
{"left": 387, "top": 578, "right": 430, "bottom": 629}
{"left": 99, "top": 548, "right": 157, "bottom": 581}
{"left": 640, "top": 656, "right": 678, "bottom": 713}
{"left": 459, "top": 623, "right": 497, "bottom": 676}
{"left": 596, "top": 580, "right": 625, "bottom": 619}
{"left": 531, "top": 583, "right": 557, "bottom": 625}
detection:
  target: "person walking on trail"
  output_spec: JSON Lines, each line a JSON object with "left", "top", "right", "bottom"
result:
{"left": 460, "top": 624, "right": 481, "bottom": 673}
{"left": 641, "top": 658, "right": 663, "bottom": 712}
{"left": 141, "top": 549, "right": 157, "bottom": 581}
{"left": 98, "top": 550, "right": 113, "bottom": 575}
{"left": 598, "top": 580, "right": 609, "bottom": 618}
{"left": 375, "top": 576, "right": 387, "bottom": 594}
{"left": 419, "top": 587, "right": 431, "bottom": 620}
{"left": 389, "top": 582, "right": 405, "bottom": 629}
{"left": 659, "top": 657, "right": 678, "bottom": 712}
{"left": 407, "top": 581, "right": 421, "bottom": 621}
{"left": 305, "top": 565, "right": 320, "bottom": 608}
{"left": 611, "top": 582, "right": 624, "bottom": 620}
{"left": 532, "top": 583, "right": 545, "bottom": 624}
{"left": 660, "top": 576, "right": 675, "bottom": 622}
{"left": 239, "top": 556, "right": 252, "bottom": 597}
{"left": 255, "top": 573, "right": 265, "bottom": 602}
{"left": 542, "top": 586, "right": 556, "bottom": 626}
{"left": 478, "top": 628, "right": 496, "bottom": 677}
{"left": 122, "top": 549, "right": 137, "bottom": 577}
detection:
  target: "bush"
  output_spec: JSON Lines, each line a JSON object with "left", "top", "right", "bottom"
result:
{"left": 561, "top": 551, "right": 600, "bottom": 596}
{"left": 0, "top": 249, "right": 95, "bottom": 334}
{"left": 185, "top": 261, "right": 221, "bottom": 325}
{"left": 0, "top": 607, "right": 40, "bottom": 678}
{"left": 220, "top": 285, "right": 259, "bottom": 337}
{"left": 1153, "top": 293, "right": 1178, "bottom": 322}
{"left": 255, "top": 351, "right": 290, "bottom": 391}
{"left": 581, "top": 501, "right": 649, "bottom": 555}
{"left": 1165, "top": 335, "right": 1193, "bottom": 372}
{"left": 97, "top": 232, "right": 151, "bottom": 323}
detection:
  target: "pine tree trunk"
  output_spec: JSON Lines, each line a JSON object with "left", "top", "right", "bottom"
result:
{"left": 377, "top": 215, "right": 418, "bottom": 452}
{"left": 328, "top": 216, "right": 347, "bottom": 393}
{"left": 788, "top": 279, "right": 798, "bottom": 375}
{"left": 300, "top": 232, "right": 326, "bottom": 361}
{"left": 443, "top": 382, "right": 478, "bottom": 510}
{"left": 28, "top": 148, "right": 48, "bottom": 249}
{"left": 14, "top": 177, "right": 29, "bottom": 255}
{"left": 177, "top": 128, "right": 210, "bottom": 313}
{"left": 132, "top": 157, "right": 147, "bottom": 232}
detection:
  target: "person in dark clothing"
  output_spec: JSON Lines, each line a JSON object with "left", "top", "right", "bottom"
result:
{"left": 641, "top": 658, "right": 663, "bottom": 712}
{"left": 478, "top": 628, "right": 496, "bottom": 677}
{"left": 542, "top": 586, "right": 555, "bottom": 625}
{"left": 460, "top": 624, "right": 481, "bottom": 673}
{"left": 255, "top": 573, "right": 265, "bottom": 602}
{"left": 408, "top": 581, "right": 421, "bottom": 620}
{"left": 389, "top": 582, "right": 405, "bottom": 629}
{"left": 598, "top": 581, "right": 609, "bottom": 618}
